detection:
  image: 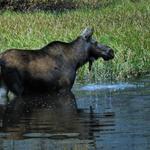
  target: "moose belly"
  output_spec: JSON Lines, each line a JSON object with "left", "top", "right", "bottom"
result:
{"left": 23, "top": 77, "right": 58, "bottom": 94}
{"left": 23, "top": 75, "right": 73, "bottom": 94}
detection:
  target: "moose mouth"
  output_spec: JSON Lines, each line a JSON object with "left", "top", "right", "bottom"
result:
{"left": 96, "top": 44, "right": 114, "bottom": 61}
{"left": 102, "top": 48, "right": 114, "bottom": 61}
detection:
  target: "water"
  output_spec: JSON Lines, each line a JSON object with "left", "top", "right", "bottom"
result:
{"left": 0, "top": 75, "right": 150, "bottom": 150}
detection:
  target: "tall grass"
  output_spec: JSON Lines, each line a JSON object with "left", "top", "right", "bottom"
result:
{"left": 0, "top": 0, "right": 149, "bottom": 82}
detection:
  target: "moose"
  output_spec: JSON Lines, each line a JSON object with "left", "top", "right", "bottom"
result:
{"left": 0, "top": 28, "right": 114, "bottom": 97}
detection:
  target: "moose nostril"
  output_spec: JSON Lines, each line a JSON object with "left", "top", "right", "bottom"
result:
{"left": 108, "top": 48, "right": 114, "bottom": 58}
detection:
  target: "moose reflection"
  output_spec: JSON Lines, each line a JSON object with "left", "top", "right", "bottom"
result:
{"left": 0, "top": 92, "right": 102, "bottom": 141}
{"left": 0, "top": 28, "right": 114, "bottom": 96}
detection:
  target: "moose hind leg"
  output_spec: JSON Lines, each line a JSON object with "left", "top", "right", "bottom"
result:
{"left": 10, "top": 82, "right": 23, "bottom": 96}
{"left": 3, "top": 70, "right": 24, "bottom": 96}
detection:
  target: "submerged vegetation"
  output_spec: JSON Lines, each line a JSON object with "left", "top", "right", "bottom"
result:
{"left": 0, "top": 0, "right": 149, "bottom": 82}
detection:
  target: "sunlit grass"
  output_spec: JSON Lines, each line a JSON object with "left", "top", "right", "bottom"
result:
{"left": 0, "top": 0, "right": 149, "bottom": 82}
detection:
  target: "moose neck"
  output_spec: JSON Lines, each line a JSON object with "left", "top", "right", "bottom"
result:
{"left": 41, "top": 37, "right": 90, "bottom": 71}
{"left": 70, "top": 37, "right": 90, "bottom": 71}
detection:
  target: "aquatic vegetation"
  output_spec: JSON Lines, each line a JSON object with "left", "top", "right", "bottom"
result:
{"left": 0, "top": 0, "right": 149, "bottom": 82}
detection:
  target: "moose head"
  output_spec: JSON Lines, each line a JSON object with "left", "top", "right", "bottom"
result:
{"left": 74, "top": 27, "right": 114, "bottom": 70}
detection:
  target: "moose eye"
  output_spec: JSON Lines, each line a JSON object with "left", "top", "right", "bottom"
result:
{"left": 93, "top": 41, "right": 98, "bottom": 46}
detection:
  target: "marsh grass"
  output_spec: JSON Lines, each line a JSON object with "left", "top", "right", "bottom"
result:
{"left": 0, "top": 0, "right": 149, "bottom": 82}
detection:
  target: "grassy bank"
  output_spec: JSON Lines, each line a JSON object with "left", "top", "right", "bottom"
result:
{"left": 0, "top": 0, "right": 149, "bottom": 82}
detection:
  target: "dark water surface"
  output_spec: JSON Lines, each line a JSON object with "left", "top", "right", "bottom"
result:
{"left": 0, "top": 75, "right": 150, "bottom": 150}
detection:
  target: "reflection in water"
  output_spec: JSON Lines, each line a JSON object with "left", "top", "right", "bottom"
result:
{"left": 0, "top": 91, "right": 115, "bottom": 150}
{"left": 0, "top": 75, "right": 150, "bottom": 150}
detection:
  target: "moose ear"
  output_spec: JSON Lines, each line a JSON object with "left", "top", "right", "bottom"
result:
{"left": 81, "top": 27, "right": 94, "bottom": 40}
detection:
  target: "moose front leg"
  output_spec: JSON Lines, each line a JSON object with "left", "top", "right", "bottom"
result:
{"left": 58, "top": 70, "right": 76, "bottom": 93}
{"left": 58, "top": 77, "right": 72, "bottom": 93}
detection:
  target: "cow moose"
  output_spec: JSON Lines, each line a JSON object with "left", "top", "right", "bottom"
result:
{"left": 0, "top": 28, "right": 114, "bottom": 97}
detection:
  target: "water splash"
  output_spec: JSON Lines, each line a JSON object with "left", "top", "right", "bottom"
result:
{"left": 80, "top": 83, "right": 144, "bottom": 91}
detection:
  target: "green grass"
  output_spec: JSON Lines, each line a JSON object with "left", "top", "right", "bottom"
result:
{"left": 0, "top": 0, "right": 149, "bottom": 82}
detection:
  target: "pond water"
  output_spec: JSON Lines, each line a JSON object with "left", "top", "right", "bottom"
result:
{"left": 0, "top": 75, "right": 150, "bottom": 150}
